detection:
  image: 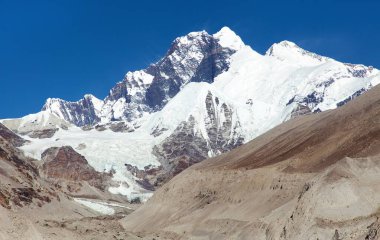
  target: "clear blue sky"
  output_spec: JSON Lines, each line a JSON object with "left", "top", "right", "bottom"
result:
{"left": 0, "top": 0, "right": 379, "bottom": 118}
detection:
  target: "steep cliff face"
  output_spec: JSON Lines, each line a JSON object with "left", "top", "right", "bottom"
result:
{"left": 151, "top": 86, "right": 244, "bottom": 178}
{"left": 42, "top": 94, "right": 103, "bottom": 126}
{"left": 42, "top": 27, "right": 244, "bottom": 126}
{"left": 41, "top": 146, "right": 112, "bottom": 191}
{"left": 143, "top": 29, "right": 239, "bottom": 110}
{"left": 0, "top": 123, "right": 28, "bottom": 147}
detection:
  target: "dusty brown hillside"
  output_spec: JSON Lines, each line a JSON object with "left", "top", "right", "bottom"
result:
{"left": 122, "top": 85, "right": 380, "bottom": 240}
{"left": 198, "top": 83, "right": 380, "bottom": 172}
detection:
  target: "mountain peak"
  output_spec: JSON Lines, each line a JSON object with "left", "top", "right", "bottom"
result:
{"left": 213, "top": 26, "right": 245, "bottom": 51}
{"left": 83, "top": 94, "right": 100, "bottom": 101}
{"left": 174, "top": 30, "right": 209, "bottom": 46}
{"left": 265, "top": 40, "right": 301, "bottom": 55}
{"left": 187, "top": 30, "right": 208, "bottom": 37}
{"left": 277, "top": 40, "right": 298, "bottom": 48}
{"left": 266, "top": 40, "right": 330, "bottom": 65}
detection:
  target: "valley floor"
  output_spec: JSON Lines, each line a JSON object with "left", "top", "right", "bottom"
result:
{"left": 0, "top": 198, "right": 166, "bottom": 240}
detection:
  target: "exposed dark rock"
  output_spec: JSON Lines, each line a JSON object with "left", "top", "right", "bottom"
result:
{"left": 346, "top": 63, "right": 372, "bottom": 78}
{"left": 336, "top": 88, "right": 367, "bottom": 107}
{"left": 41, "top": 146, "right": 112, "bottom": 191}
{"left": 11, "top": 187, "right": 51, "bottom": 207}
{"left": 331, "top": 229, "right": 341, "bottom": 240}
{"left": 42, "top": 95, "right": 101, "bottom": 127}
{"left": 153, "top": 116, "right": 212, "bottom": 173}
{"left": 135, "top": 179, "right": 155, "bottom": 191}
{"left": 0, "top": 190, "right": 10, "bottom": 209}
{"left": 366, "top": 218, "right": 380, "bottom": 240}
{"left": 108, "top": 122, "right": 134, "bottom": 133}
{"left": 144, "top": 32, "right": 234, "bottom": 110}
{"left": 195, "top": 189, "right": 217, "bottom": 207}
{"left": 42, "top": 30, "right": 237, "bottom": 126}
{"left": 316, "top": 78, "right": 334, "bottom": 88}
{"left": 95, "top": 124, "right": 107, "bottom": 132}
{"left": 151, "top": 127, "right": 168, "bottom": 137}
{"left": 286, "top": 73, "right": 369, "bottom": 112}
{"left": 81, "top": 125, "right": 94, "bottom": 131}
{"left": 286, "top": 90, "right": 326, "bottom": 109}
{"left": 298, "top": 183, "right": 311, "bottom": 201}
{"left": 152, "top": 91, "right": 244, "bottom": 184}
{"left": 0, "top": 136, "right": 56, "bottom": 209}
{"left": 124, "top": 163, "right": 164, "bottom": 190}
{"left": 290, "top": 104, "right": 312, "bottom": 118}
{"left": 0, "top": 123, "right": 28, "bottom": 147}
{"left": 27, "top": 128, "right": 59, "bottom": 139}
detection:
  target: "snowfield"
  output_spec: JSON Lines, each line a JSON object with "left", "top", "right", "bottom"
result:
{"left": 16, "top": 117, "right": 162, "bottom": 201}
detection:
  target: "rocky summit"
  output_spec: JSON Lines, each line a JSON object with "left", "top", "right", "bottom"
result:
{"left": 42, "top": 27, "right": 244, "bottom": 126}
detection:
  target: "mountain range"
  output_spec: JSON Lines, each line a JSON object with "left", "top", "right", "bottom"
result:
{"left": 2, "top": 27, "right": 379, "bottom": 201}
{"left": 1, "top": 26, "right": 380, "bottom": 239}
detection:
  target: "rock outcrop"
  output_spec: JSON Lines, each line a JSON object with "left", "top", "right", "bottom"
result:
{"left": 0, "top": 123, "right": 28, "bottom": 147}
{"left": 41, "top": 146, "right": 112, "bottom": 192}
{"left": 0, "top": 130, "right": 56, "bottom": 209}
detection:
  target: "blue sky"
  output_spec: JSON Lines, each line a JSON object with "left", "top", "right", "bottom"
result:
{"left": 0, "top": 0, "right": 379, "bottom": 118}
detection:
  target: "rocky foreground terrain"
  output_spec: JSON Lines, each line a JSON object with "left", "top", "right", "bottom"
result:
{"left": 0, "top": 123, "right": 142, "bottom": 240}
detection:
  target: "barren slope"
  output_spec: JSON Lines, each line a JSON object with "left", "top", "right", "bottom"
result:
{"left": 0, "top": 124, "right": 138, "bottom": 240}
{"left": 122, "top": 85, "right": 380, "bottom": 239}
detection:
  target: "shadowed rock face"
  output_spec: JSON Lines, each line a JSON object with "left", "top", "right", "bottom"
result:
{"left": 151, "top": 117, "right": 211, "bottom": 186}
{"left": 0, "top": 123, "right": 28, "bottom": 147}
{"left": 285, "top": 64, "right": 375, "bottom": 114}
{"left": 27, "top": 128, "right": 59, "bottom": 139}
{"left": 0, "top": 136, "right": 56, "bottom": 209}
{"left": 144, "top": 33, "right": 235, "bottom": 110}
{"left": 41, "top": 146, "right": 111, "bottom": 191}
{"left": 124, "top": 163, "right": 163, "bottom": 190}
{"left": 125, "top": 90, "right": 245, "bottom": 190}
{"left": 42, "top": 96, "right": 101, "bottom": 126}
{"left": 290, "top": 104, "right": 312, "bottom": 119}
{"left": 151, "top": 91, "right": 244, "bottom": 186}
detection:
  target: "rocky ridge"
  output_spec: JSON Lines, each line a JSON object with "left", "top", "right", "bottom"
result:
{"left": 42, "top": 27, "right": 244, "bottom": 126}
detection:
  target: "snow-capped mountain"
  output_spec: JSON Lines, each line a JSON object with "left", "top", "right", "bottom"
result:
{"left": 3, "top": 26, "right": 380, "bottom": 201}
{"left": 42, "top": 94, "right": 103, "bottom": 126}
{"left": 43, "top": 27, "right": 244, "bottom": 126}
